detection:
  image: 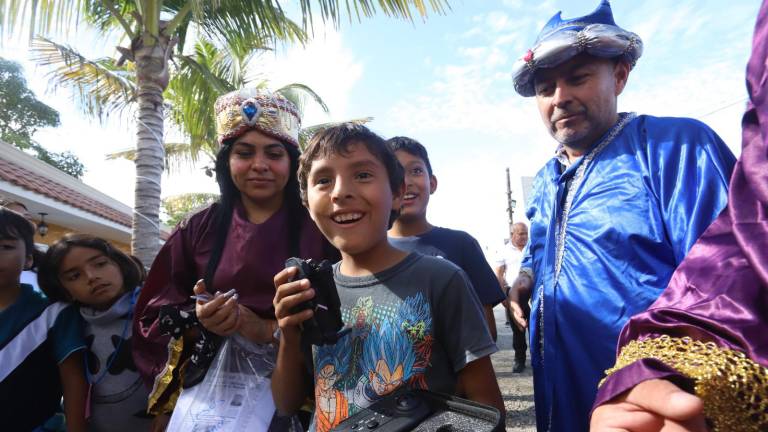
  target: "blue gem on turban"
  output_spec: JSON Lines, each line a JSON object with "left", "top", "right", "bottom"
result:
{"left": 511, "top": 0, "right": 643, "bottom": 97}
{"left": 240, "top": 98, "right": 262, "bottom": 126}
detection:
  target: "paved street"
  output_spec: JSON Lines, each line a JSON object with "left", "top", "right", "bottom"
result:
{"left": 490, "top": 305, "right": 536, "bottom": 432}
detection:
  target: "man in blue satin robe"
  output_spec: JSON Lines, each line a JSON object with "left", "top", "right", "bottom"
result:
{"left": 506, "top": 2, "right": 736, "bottom": 431}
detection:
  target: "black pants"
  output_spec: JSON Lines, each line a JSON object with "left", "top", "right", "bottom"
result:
{"left": 507, "top": 291, "right": 531, "bottom": 362}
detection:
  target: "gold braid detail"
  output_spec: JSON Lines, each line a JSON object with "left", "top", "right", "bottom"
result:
{"left": 602, "top": 335, "right": 768, "bottom": 432}
{"left": 147, "top": 336, "right": 185, "bottom": 415}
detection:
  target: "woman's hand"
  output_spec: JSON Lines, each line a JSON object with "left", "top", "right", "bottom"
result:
{"left": 590, "top": 379, "right": 707, "bottom": 432}
{"left": 194, "top": 280, "right": 240, "bottom": 336}
{"left": 237, "top": 304, "right": 277, "bottom": 343}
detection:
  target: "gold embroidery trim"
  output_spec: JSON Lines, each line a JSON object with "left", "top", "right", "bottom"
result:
{"left": 147, "top": 336, "right": 185, "bottom": 415}
{"left": 602, "top": 335, "right": 768, "bottom": 432}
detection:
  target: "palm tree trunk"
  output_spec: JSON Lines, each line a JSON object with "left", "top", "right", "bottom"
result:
{"left": 131, "top": 34, "right": 170, "bottom": 267}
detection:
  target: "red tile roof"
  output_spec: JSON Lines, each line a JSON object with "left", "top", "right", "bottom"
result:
{"left": 0, "top": 157, "right": 135, "bottom": 228}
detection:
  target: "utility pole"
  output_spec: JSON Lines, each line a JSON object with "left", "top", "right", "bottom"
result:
{"left": 505, "top": 167, "right": 517, "bottom": 227}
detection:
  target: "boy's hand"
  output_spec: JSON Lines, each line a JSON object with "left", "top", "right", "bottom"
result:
{"left": 194, "top": 280, "right": 240, "bottom": 336}
{"left": 457, "top": 356, "right": 505, "bottom": 421}
{"left": 590, "top": 379, "right": 706, "bottom": 432}
{"left": 507, "top": 274, "right": 531, "bottom": 330}
{"left": 272, "top": 267, "right": 313, "bottom": 415}
{"left": 273, "top": 267, "right": 315, "bottom": 340}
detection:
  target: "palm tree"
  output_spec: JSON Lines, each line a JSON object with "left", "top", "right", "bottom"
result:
{"left": 98, "top": 38, "right": 339, "bottom": 170}
{"left": 30, "top": 36, "right": 335, "bottom": 235}
{"left": 0, "top": 0, "right": 449, "bottom": 266}
{"left": 161, "top": 38, "right": 331, "bottom": 167}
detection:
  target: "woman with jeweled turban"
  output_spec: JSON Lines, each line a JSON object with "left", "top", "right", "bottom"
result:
{"left": 132, "top": 89, "right": 337, "bottom": 430}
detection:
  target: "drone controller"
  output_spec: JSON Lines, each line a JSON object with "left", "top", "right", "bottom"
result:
{"left": 331, "top": 389, "right": 504, "bottom": 432}
{"left": 285, "top": 257, "right": 349, "bottom": 346}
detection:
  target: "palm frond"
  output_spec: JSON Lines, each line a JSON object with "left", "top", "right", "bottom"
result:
{"left": 176, "top": 54, "right": 232, "bottom": 94}
{"left": 83, "top": 1, "right": 139, "bottom": 37}
{"left": 296, "top": 0, "right": 450, "bottom": 30}
{"left": 105, "top": 142, "right": 208, "bottom": 173}
{"left": 276, "top": 83, "right": 330, "bottom": 116}
{"left": 162, "top": 192, "right": 220, "bottom": 227}
{"left": 30, "top": 36, "right": 136, "bottom": 121}
{"left": 193, "top": 0, "right": 306, "bottom": 51}
{"left": 165, "top": 39, "right": 253, "bottom": 161}
{"left": 0, "top": 0, "right": 90, "bottom": 39}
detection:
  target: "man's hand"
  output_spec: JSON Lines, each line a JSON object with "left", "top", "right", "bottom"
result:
{"left": 590, "top": 379, "right": 706, "bottom": 432}
{"left": 194, "top": 280, "right": 240, "bottom": 336}
{"left": 507, "top": 274, "right": 532, "bottom": 330}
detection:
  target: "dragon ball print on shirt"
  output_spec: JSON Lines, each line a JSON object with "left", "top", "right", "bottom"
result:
{"left": 312, "top": 292, "right": 434, "bottom": 432}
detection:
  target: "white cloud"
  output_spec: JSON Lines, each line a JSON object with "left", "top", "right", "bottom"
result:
{"left": 486, "top": 11, "right": 512, "bottom": 33}
{"left": 502, "top": 0, "right": 523, "bottom": 9}
{"left": 379, "top": 0, "right": 755, "bottom": 250}
{"left": 1, "top": 0, "right": 757, "bottom": 252}
{"left": 622, "top": 59, "right": 747, "bottom": 154}
{"left": 256, "top": 26, "right": 364, "bottom": 126}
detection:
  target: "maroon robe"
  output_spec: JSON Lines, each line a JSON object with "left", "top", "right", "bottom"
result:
{"left": 132, "top": 201, "right": 335, "bottom": 389}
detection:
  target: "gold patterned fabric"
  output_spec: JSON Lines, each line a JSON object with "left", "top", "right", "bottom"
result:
{"left": 602, "top": 335, "right": 768, "bottom": 432}
{"left": 147, "top": 336, "right": 186, "bottom": 415}
{"left": 214, "top": 89, "right": 301, "bottom": 147}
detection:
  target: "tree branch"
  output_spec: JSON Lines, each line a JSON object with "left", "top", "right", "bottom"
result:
{"left": 164, "top": 1, "right": 194, "bottom": 37}
{"left": 141, "top": 0, "right": 161, "bottom": 40}
{"left": 102, "top": 0, "right": 136, "bottom": 40}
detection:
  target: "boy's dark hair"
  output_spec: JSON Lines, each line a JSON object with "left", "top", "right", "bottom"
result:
{"left": 38, "top": 234, "right": 144, "bottom": 303}
{"left": 386, "top": 136, "right": 433, "bottom": 176}
{"left": 0, "top": 207, "right": 35, "bottom": 258}
{"left": 298, "top": 123, "right": 405, "bottom": 208}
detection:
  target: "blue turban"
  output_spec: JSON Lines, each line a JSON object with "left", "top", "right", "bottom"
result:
{"left": 511, "top": 0, "right": 643, "bottom": 97}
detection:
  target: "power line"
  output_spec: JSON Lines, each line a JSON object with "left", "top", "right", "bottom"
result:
{"left": 689, "top": 97, "right": 748, "bottom": 119}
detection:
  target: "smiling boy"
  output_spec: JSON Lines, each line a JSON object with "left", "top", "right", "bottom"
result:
{"left": 386, "top": 137, "right": 506, "bottom": 341}
{"left": 271, "top": 124, "right": 504, "bottom": 431}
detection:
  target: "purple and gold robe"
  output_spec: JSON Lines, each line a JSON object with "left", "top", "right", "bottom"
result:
{"left": 595, "top": 4, "right": 768, "bottom": 430}
{"left": 132, "top": 201, "right": 335, "bottom": 413}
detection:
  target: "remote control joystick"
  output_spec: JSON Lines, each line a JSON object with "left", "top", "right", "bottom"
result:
{"left": 285, "top": 257, "right": 348, "bottom": 346}
{"left": 395, "top": 394, "right": 419, "bottom": 411}
{"left": 331, "top": 389, "right": 504, "bottom": 432}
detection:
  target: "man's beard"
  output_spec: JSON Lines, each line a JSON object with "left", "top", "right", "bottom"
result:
{"left": 550, "top": 107, "right": 590, "bottom": 143}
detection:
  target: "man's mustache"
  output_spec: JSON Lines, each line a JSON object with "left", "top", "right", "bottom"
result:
{"left": 551, "top": 108, "right": 586, "bottom": 123}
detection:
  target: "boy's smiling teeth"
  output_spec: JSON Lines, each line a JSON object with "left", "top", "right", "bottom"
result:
{"left": 333, "top": 212, "right": 363, "bottom": 223}
{"left": 403, "top": 193, "right": 417, "bottom": 200}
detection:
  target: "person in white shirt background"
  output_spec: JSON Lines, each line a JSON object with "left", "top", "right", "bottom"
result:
{"left": 494, "top": 222, "right": 529, "bottom": 373}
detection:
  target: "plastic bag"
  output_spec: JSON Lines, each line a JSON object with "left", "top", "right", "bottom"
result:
{"left": 167, "top": 334, "right": 300, "bottom": 432}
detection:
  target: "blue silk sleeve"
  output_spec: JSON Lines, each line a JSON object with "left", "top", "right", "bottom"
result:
{"left": 520, "top": 163, "right": 556, "bottom": 282}
{"left": 641, "top": 118, "right": 736, "bottom": 263}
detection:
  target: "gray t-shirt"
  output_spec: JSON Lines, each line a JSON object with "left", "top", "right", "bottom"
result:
{"left": 80, "top": 289, "right": 151, "bottom": 432}
{"left": 309, "top": 252, "right": 497, "bottom": 432}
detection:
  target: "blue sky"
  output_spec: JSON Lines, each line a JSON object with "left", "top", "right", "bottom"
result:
{"left": 0, "top": 0, "right": 761, "bottom": 255}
